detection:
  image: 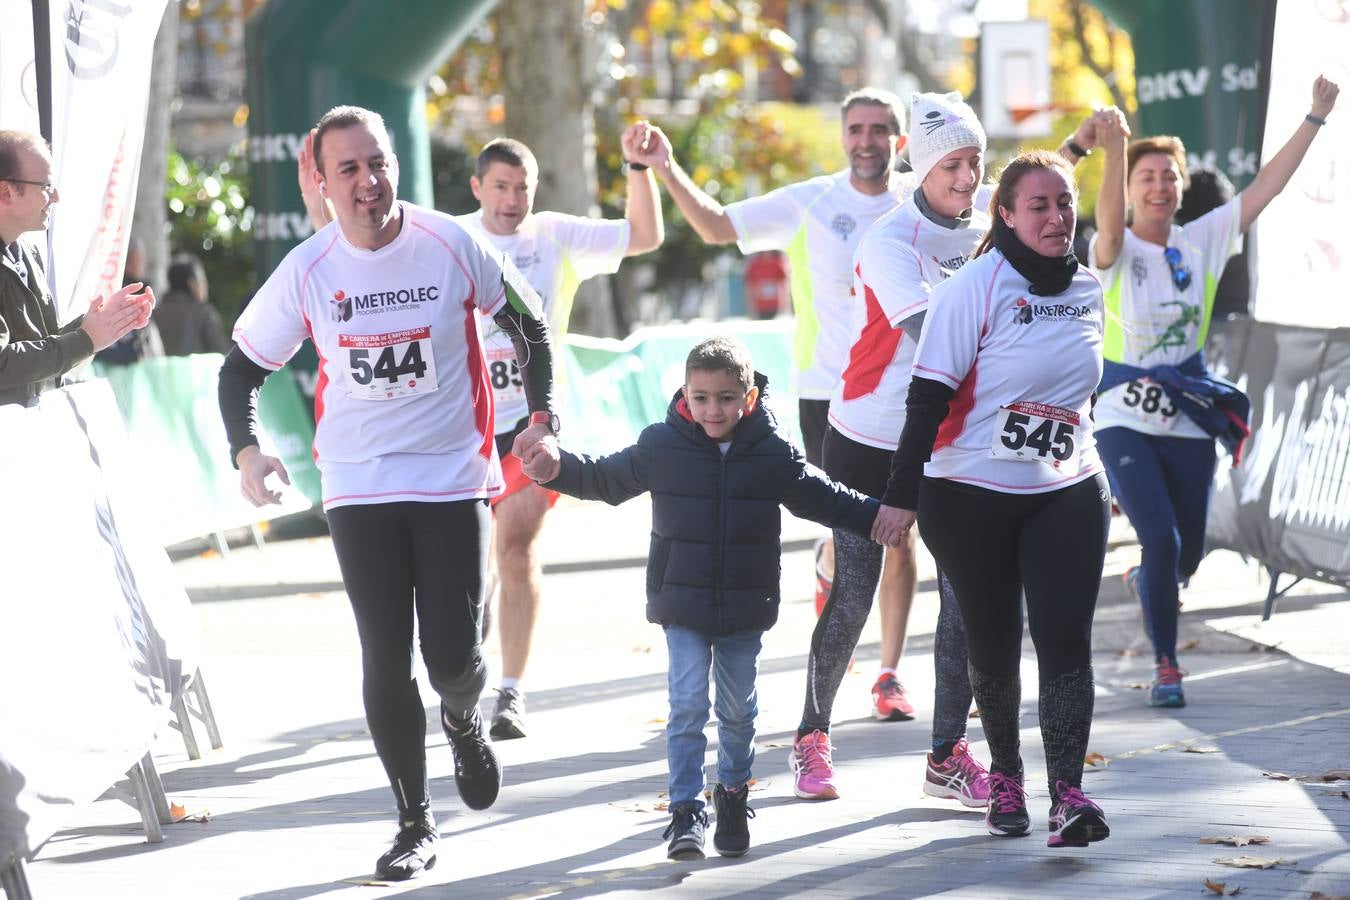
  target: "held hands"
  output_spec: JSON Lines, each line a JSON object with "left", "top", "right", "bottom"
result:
{"left": 621, "top": 120, "right": 672, "bottom": 171}
{"left": 870, "top": 504, "right": 916, "bottom": 548}
{"left": 1093, "top": 106, "right": 1131, "bottom": 157}
{"left": 512, "top": 423, "right": 561, "bottom": 483}
{"left": 1311, "top": 75, "right": 1340, "bottom": 119}
{"left": 237, "top": 445, "right": 291, "bottom": 507}
{"left": 80, "top": 282, "right": 156, "bottom": 351}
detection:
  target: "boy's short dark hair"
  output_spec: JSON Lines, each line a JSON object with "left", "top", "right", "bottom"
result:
{"left": 685, "top": 337, "right": 754, "bottom": 391}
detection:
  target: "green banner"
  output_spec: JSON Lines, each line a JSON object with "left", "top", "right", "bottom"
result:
{"left": 557, "top": 319, "right": 798, "bottom": 458}
{"left": 94, "top": 355, "right": 320, "bottom": 544}
{"left": 1091, "top": 0, "right": 1271, "bottom": 190}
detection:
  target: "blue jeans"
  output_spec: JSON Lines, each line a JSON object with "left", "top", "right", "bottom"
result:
{"left": 664, "top": 625, "right": 763, "bottom": 808}
{"left": 1096, "top": 427, "right": 1216, "bottom": 663}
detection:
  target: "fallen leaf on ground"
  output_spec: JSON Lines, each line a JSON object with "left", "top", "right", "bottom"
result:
{"left": 1310, "top": 893, "right": 1350, "bottom": 900}
{"left": 1127, "top": 681, "right": 1150, "bottom": 690}
{"left": 1084, "top": 752, "right": 1109, "bottom": 767}
{"left": 1184, "top": 745, "right": 1221, "bottom": 754}
{"left": 645, "top": 717, "right": 667, "bottom": 725}
{"left": 969, "top": 708, "right": 982, "bottom": 718}
{"left": 1213, "top": 856, "right": 1292, "bottom": 869}
{"left": 1262, "top": 771, "right": 1294, "bottom": 781}
{"left": 1298, "top": 770, "right": 1350, "bottom": 783}
{"left": 761, "top": 742, "right": 791, "bottom": 749}
{"left": 1179, "top": 638, "right": 1201, "bottom": 651}
{"left": 168, "top": 802, "right": 212, "bottom": 824}
{"left": 1202, "top": 880, "right": 1242, "bottom": 896}
{"left": 1117, "top": 647, "right": 1143, "bottom": 657}
{"left": 1323, "top": 789, "right": 1350, "bottom": 799}
{"left": 1200, "top": 835, "right": 1270, "bottom": 847}
{"left": 631, "top": 644, "right": 652, "bottom": 653}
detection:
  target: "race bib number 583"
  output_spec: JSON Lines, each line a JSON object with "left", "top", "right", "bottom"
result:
{"left": 338, "top": 328, "right": 439, "bottom": 400}
{"left": 990, "top": 401, "right": 1079, "bottom": 476}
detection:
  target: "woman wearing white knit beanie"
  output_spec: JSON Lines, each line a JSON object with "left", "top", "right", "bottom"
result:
{"left": 907, "top": 91, "right": 988, "bottom": 212}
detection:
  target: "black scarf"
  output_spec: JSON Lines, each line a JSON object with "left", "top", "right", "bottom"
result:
{"left": 991, "top": 222, "right": 1078, "bottom": 296}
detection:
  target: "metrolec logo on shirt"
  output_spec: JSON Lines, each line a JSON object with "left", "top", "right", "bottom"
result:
{"left": 330, "top": 285, "right": 442, "bottom": 322}
{"left": 1011, "top": 297, "right": 1095, "bottom": 325}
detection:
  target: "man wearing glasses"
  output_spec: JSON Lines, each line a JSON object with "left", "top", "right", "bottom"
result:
{"left": 0, "top": 129, "right": 154, "bottom": 407}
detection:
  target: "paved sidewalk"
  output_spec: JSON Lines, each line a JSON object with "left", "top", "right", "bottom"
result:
{"left": 22, "top": 497, "right": 1350, "bottom": 898}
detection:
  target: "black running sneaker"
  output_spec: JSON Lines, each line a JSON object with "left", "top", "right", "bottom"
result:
{"left": 442, "top": 705, "right": 501, "bottom": 810}
{"left": 712, "top": 784, "right": 755, "bottom": 857}
{"left": 490, "top": 687, "right": 527, "bottom": 741}
{"left": 985, "top": 771, "right": 1031, "bottom": 837}
{"left": 374, "top": 814, "right": 437, "bottom": 881}
{"left": 1047, "top": 780, "right": 1110, "bottom": 847}
{"left": 662, "top": 803, "right": 708, "bottom": 861}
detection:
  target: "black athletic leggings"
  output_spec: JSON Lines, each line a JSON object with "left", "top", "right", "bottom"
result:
{"left": 918, "top": 474, "right": 1110, "bottom": 796}
{"left": 802, "top": 428, "right": 972, "bottom": 741}
{"left": 327, "top": 499, "right": 490, "bottom": 814}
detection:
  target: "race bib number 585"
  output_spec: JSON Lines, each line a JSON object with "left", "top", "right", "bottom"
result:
{"left": 990, "top": 401, "right": 1079, "bottom": 476}
{"left": 338, "top": 328, "right": 439, "bottom": 400}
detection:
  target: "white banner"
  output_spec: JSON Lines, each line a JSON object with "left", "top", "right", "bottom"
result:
{"left": 1251, "top": 4, "right": 1350, "bottom": 327}
{"left": 0, "top": 2, "right": 41, "bottom": 136}
{"left": 46, "top": 0, "right": 168, "bottom": 322}
{"left": 0, "top": 381, "right": 201, "bottom": 863}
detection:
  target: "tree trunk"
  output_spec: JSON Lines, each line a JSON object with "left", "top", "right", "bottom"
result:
{"left": 496, "top": 0, "right": 615, "bottom": 336}
{"left": 133, "top": 0, "right": 178, "bottom": 294}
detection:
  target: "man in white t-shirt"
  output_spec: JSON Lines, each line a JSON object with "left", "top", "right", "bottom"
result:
{"left": 299, "top": 126, "right": 663, "bottom": 742}
{"left": 456, "top": 131, "right": 663, "bottom": 741}
{"left": 626, "top": 89, "right": 921, "bottom": 720}
{"left": 221, "top": 105, "right": 558, "bottom": 882}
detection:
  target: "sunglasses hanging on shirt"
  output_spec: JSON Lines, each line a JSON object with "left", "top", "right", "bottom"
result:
{"left": 1163, "top": 246, "right": 1192, "bottom": 292}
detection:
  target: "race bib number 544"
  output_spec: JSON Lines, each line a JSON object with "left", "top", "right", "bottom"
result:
{"left": 338, "top": 328, "right": 439, "bottom": 400}
{"left": 990, "top": 401, "right": 1079, "bottom": 476}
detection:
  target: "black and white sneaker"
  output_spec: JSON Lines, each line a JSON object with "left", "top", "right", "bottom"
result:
{"left": 490, "top": 687, "right": 527, "bottom": 740}
{"left": 374, "top": 814, "right": 437, "bottom": 881}
{"left": 985, "top": 771, "right": 1031, "bottom": 837}
{"left": 712, "top": 784, "right": 755, "bottom": 857}
{"left": 442, "top": 705, "right": 501, "bottom": 810}
{"left": 662, "top": 803, "right": 708, "bottom": 861}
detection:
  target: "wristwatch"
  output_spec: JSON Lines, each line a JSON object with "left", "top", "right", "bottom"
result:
{"left": 529, "top": 410, "right": 560, "bottom": 435}
{"left": 621, "top": 160, "right": 649, "bottom": 173}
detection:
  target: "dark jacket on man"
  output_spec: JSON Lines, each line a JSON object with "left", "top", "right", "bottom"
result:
{"left": 0, "top": 237, "right": 93, "bottom": 406}
{"left": 545, "top": 373, "right": 879, "bottom": 636}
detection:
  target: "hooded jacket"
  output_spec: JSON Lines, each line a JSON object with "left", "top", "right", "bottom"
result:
{"left": 545, "top": 373, "right": 879, "bottom": 636}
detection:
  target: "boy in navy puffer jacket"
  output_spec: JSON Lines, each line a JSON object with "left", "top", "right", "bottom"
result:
{"left": 516, "top": 336, "right": 880, "bottom": 860}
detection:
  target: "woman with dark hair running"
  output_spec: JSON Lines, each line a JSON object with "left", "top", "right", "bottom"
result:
{"left": 875, "top": 150, "right": 1111, "bottom": 848}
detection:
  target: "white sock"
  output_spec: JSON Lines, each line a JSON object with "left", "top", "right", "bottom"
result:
{"left": 500, "top": 677, "right": 520, "bottom": 692}
{"left": 877, "top": 667, "right": 897, "bottom": 678}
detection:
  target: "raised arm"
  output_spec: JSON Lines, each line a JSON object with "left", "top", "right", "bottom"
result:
{"left": 1237, "top": 75, "right": 1339, "bottom": 233}
{"left": 297, "top": 129, "right": 334, "bottom": 232}
{"left": 618, "top": 121, "right": 665, "bottom": 256}
{"left": 628, "top": 124, "right": 739, "bottom": 245}
{"left": 1090, "top": 108, "right": 1132, "bottom": 269}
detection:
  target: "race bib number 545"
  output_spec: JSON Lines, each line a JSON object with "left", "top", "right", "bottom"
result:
{"left": 990, "top": 401, "right": 1079, "bottom": 476}
{"left": 338, "top": 328, "right": 439, "bottom": 400}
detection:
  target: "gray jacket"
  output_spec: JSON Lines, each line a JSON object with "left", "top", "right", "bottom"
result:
{"left": 0, "top": 238, "right": 93, "bottom": 407}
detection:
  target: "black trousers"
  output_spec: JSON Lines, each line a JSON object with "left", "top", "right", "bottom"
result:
{"left": 327, "top": 498, "right": 490, "bottom": 812}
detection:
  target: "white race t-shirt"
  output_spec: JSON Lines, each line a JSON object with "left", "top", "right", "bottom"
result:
{"left": 828, "top": 198, "right": 989, "bottom": 450}
{"left": 234, "top": 202, "right": 512, "bottom": 510}
{"left": 727, "top": 169, "right": 916, "bottom": 399}
{"left": 456, "top": 210, "right": 629, "bottom": 434}
{"left": 1090, "top": 197, "right": 1242, "bottom": 438}
{"left": 912, "top": 250, "right": 1105, "bottom": 493}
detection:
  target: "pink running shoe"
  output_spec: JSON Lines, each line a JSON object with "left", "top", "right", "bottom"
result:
{"left": 871, "top": 674, "right": 915, "bottom": 721}
{"left": 1047, "top": 780, "right": 1110, "bottom": 847}
{"left": 790, "top": 730, "right": 839, "bottom": 800}
{"left": 922, "top": 738, "right": 991, "bottom": 808}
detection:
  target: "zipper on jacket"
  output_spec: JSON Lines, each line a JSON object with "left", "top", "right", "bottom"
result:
{"left": 715, "top": 444, "right": 728, "bottom": 633}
